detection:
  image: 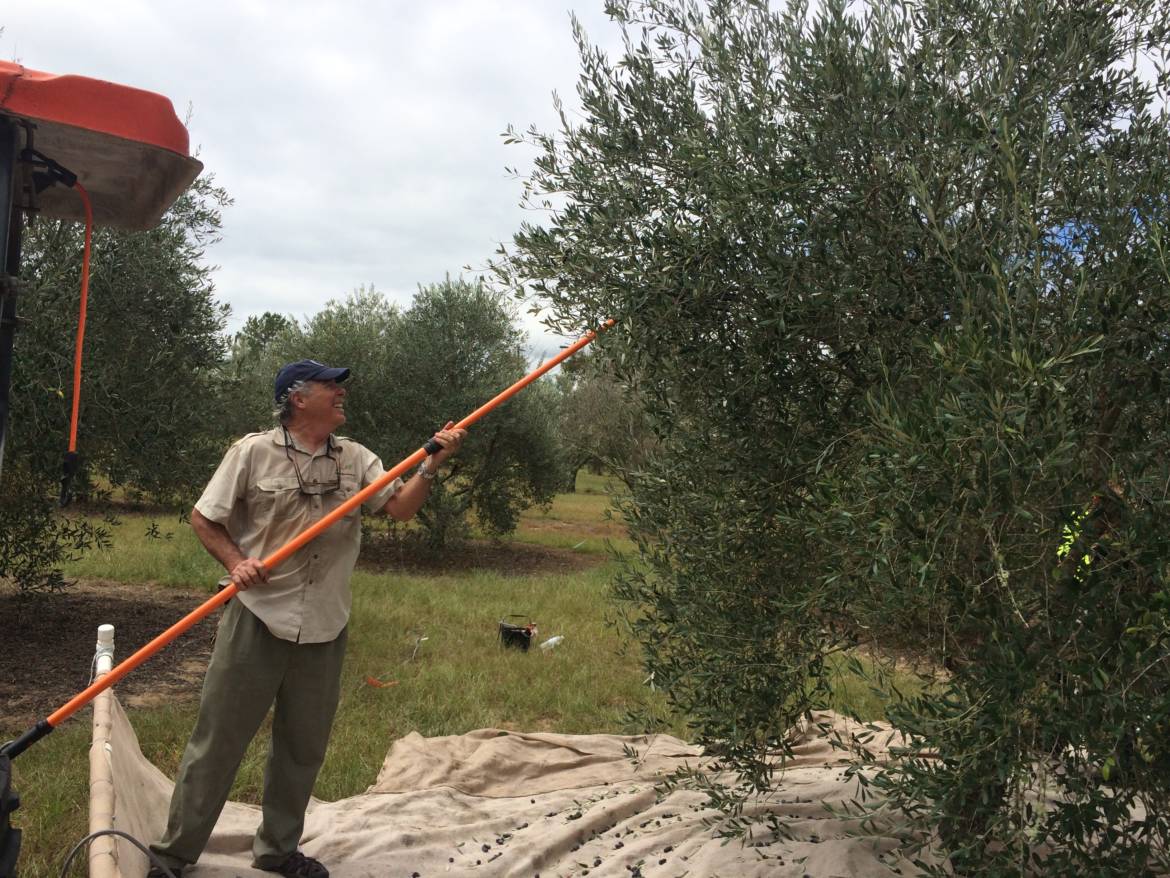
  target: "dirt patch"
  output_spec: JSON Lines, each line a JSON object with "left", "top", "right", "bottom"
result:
{"left": 358, "top": 537, "right": 606, "bottom": 576}
{"left": 0, "top": 579, "right": 217, "bottom": 735}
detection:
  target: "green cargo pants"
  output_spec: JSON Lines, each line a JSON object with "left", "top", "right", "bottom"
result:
{"left": 149, "top": 597, "right": 347, "bottom": 870}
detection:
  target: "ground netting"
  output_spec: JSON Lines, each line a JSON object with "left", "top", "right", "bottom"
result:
{"left": 90, "top": 691, "right": 936, "bottom": 877}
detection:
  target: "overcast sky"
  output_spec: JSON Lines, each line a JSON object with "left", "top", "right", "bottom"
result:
{"left": 2, "top": 1, "right": 622, "bottom": 358}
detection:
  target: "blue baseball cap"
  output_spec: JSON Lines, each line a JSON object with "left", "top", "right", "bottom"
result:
{"left": 274, "top": 359, "right": 350, "bottom": 403}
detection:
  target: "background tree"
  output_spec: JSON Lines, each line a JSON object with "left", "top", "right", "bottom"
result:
{"left": 0, "top": 458, "right": 110, "bottom": 593}
{"left": 228, "top": 312, "right": 294, "bottom": 379}
{"left": 554, "top": 351, "right": 654, "bottom": 486}
{"left": 220, "top": 310, "right": 297, "bottom": 438}
{"left": 260, "top": 279, "right": 567, "bottom": 549}
{"left": 496, "top": 0, "right": 1170, "bottom": 871}
{"left": 13, "top": 174, "right": 233, "bottom": 500}
{"left": 2, "top": 174, "right": 232, "bottom": 592}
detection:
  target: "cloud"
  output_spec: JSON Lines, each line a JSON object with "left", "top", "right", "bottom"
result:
{"left": 2, "top": 1, "right": 624, "bottom": 357}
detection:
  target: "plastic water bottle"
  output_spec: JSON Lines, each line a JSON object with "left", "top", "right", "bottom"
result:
{"left": 539, "top": 635, "right": 564, "bottom": 651}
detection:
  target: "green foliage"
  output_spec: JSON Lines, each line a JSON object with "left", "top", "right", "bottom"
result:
{"left": 497, "top": 0, "right": 1170, "bottom": 871}
{"left": 259, "top": 278, "right": 568, "bottom": 549}
{"left": 220, "top": 311, "right": 298, "bottom": 439}
{"left": 554, "top": 351, "right": 655, "bottom": 486}
{"left": 0, "top": 461, "right": 110, "bottom": 593}
{"left": 388, "top": 280, "right": 567, "bottom": 546}
{"left": 233, "top": 312, "right": 295, "bottom": 364}
{"left": 3, "top": 174, "right": 232, "bottom": 593}
{"left": 13, "top": 174, "right": 232, "bottom": 496}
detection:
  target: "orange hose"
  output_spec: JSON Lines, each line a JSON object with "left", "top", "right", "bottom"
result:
{"left": 67, "top": 182, "right": 92, "bottom": 453}
{"left": 45, "top": 318, "right": 614, "bottom": 728}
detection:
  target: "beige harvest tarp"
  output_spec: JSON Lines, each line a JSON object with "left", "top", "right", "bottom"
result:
{"left": 89, "top": 689, "right": 937, "bottom": 878}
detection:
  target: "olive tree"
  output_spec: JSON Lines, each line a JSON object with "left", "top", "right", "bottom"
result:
{"left": 13, "top": 174, "right": 232, "bottom": 496}
{"left": 2, "top": 175, "right": 232, "bottom": 592}
{"left": 496, "top": 0, "right": 1170, "bottom": 871}
{"left": 554, "top": 351, "right": 655, "bottom": 486}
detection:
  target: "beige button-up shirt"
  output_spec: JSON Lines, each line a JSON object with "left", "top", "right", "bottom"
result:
{"left": 194, "top": 427, "right": 404, "bottom": 643}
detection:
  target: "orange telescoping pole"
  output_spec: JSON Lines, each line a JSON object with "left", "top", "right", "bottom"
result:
{"left": 1, "top": 319, "right": 614, "bottom": 759}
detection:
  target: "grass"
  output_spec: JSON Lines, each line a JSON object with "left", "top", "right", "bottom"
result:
{"left": 824, "top": 651, "right": 938, "bottom": 720}
{"left": 4, "top": 722, "right": 91, "bottom": 876}
{"left": 62, "top": 511, "right": 223, "bottom": 588}
{"left": 10, "top": 469, "right": 926, "bottom": 876}
{"left": 512, "top": 470, "right": 634, "bottom": 554}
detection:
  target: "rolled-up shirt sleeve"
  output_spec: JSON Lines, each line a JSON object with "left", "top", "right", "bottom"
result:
{"left": 360, "top": 449, "right": 404, "bottom": 514}
{"left": 194, "top": 441, "right": 249, "bottom": 525}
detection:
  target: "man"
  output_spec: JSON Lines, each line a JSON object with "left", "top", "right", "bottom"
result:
{"left": 148, "top": 359, "right": 466, "bottom": 878}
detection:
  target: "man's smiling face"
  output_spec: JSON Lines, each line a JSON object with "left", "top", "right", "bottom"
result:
{"left": 296, "top": 379, "right": 347, "bottom": 430}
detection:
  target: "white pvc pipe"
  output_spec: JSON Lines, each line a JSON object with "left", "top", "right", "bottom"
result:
{"left": 96, "top": 624, "right": 115, "bottom": 674}
{"left": 89, "top": 623, "right": 119, "bottom": 878}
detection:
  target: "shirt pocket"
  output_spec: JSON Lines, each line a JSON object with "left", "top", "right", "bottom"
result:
{"left": 253, "top": 476, "right": 303, "bottom": 522}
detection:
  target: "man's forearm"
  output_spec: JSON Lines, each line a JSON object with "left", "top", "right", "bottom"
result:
{"left": 381, "top": 424, "right": 466, "bottom": 521}
{"left": 383, "top": 469, "right": 436, "bottom": 521}
{"left": 191, "top": 507, "right": 269, "bottom": 589}
{"left": 190, "top": 508, "right": 246, "bottom": 572}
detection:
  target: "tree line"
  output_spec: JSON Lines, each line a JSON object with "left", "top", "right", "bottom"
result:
{"left": 0, "top": 174, "right": 649, "bottom": 592}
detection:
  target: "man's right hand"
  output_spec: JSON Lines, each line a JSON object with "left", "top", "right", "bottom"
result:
{"left": 229, "top": 557, "right": 269, "bottom": 590}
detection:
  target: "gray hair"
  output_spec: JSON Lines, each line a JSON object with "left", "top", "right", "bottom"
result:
{"left": 274, "top": 379, "right": 309, "bottom": 424}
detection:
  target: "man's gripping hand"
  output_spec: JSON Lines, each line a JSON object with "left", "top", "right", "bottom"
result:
{"left": 428, "top": 421, "right": 467, "bottom": 466}
{"left": 229, "top": 557, "right": 269, "bottom": 590}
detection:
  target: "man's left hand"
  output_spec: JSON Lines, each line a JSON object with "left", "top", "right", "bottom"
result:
{"left": 428, "top": 421, "right": 467, "bottom": 467}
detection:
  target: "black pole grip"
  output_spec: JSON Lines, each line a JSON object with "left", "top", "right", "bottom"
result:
{"left": 0, "top": 719, "right": 53, "bottom": 761}
{"left": 422, "top": 438, "right": 442, "bottom": 455}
